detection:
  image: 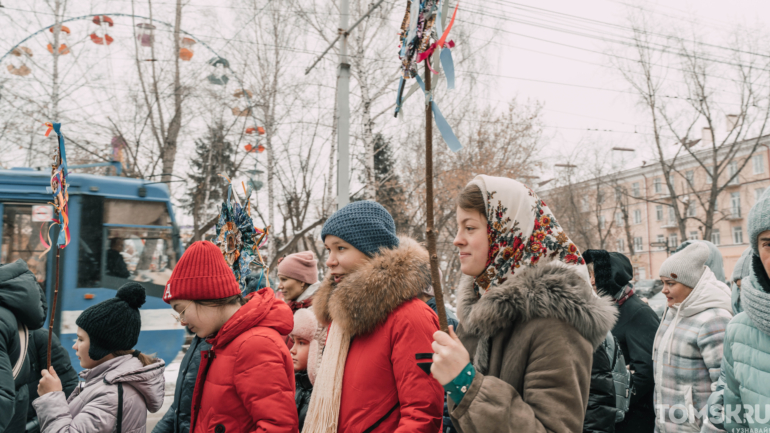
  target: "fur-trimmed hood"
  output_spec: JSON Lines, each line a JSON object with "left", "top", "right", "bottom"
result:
{"left": 314, "top": 237, "right": 431, "bottom": 336}
{"left": 458, "top": 261, "right": 617, "bottom": 348}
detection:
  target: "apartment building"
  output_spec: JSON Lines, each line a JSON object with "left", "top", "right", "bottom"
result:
{"left": 541, "top": 136, "right": 770, "bottom": 281}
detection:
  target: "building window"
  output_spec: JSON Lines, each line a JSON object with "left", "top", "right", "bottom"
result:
{"left": 598, "top": 215, "right": 606, "bottom": 229}
{"left": 615, "top": 211, "right": 624, "bottom": 227}
{"left": 582, "top": 197, "right": 590, "bottom": 212}
{"left": 617, "top": 238, "right": 625, "bottom": 253}
{"left": 597, "top": 189, "right": 605, "bottom": 205}
{"left": 685, "top": 170, "right": 694, "bottom": 187}
{"left": 731, "top": 192, "right": 741, "bottom": 218}
{"left": 733, "top": 226, "right": 744, "bottom": 244}
{"left": 656, "top": 235, "right": 666, "bottom": 250}
{"left": 656, "top": 205, "right": 663, "bottom": 221}
{"left": 669, "top": 174, "right": 676, "bottom": 193}
{"left": 712, "top": 230, "right": 721, "bottom": 246}
{"left": 689, "top": 231, "right": 699, "bottom": 240}
{"left": 654, "top": 177, "right": 662, "bottom": 193}
{"left": 707, "top": 166, "right": 714, "bottom": 184}
{"left": 615, "top": 187, "right": 623, "bottom": 202}
{"left": 668, "top": 206, "right": 676, "bottom": 224}
{"left": 633, "top": 209, "right": 642, "bottom": 224}
{"left": 632, "top": 182, "right": 640, "bottom": 197}
{"left": 728, "top": 160, "right": 739, "bottom": 185}
{"left": 753, "top": 154, "right": 765, "bottom": 174}
{"left": 687, "top": 199, "right": 697, "bottom": 217}
{"left": 756, "top": 188, "right": 765, "bottom": 203}
{"left": 634, "top": 237, "right": 643, "bottom": 252}
{"left": 669, "top": 234, "right": 678, "bottom": 249}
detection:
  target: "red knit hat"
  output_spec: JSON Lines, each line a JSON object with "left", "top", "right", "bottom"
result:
{"left": 163, "top": 241, "right": 240, "bottom": 303}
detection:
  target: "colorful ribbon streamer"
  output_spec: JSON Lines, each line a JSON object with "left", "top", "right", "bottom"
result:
{"left": 414, "top": 74, "right": 462, "bottom": 152}
{"left": 38, "top": 122, "right": 70, "bottom": 258}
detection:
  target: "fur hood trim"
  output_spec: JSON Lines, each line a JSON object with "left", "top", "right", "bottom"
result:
{"left": 458, "top": 261, "right": 618, "bottom": 348}
{"left": 314, "top": 237, "right": 431, "bottom": 336}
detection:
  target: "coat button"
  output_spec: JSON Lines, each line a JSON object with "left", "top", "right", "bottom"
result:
{"left": 215, "top": 424, "right": 225, "bottom": 433}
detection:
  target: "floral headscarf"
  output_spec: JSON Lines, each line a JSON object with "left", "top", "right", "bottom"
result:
{"left": 470, "top": 175, "right": 589, "bottom": 296}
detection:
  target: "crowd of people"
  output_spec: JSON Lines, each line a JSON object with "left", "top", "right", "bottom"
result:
{"left": 0, "top": 174, "right": 769, "bottom": 432}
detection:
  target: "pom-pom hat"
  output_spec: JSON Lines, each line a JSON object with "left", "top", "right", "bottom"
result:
{"left": 163, "top": 241, "right": 241, "bottom": 303}
{"left": 76, "top": 282, "right": 146, "bottom": 361}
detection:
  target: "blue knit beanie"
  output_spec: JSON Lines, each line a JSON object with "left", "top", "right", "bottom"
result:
{"left": 321, "top": 201, "right": 399, "bottom": 256}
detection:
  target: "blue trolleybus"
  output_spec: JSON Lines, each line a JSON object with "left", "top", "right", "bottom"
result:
{"left": 0, "top": 168, "right": 186, "bottom": 371}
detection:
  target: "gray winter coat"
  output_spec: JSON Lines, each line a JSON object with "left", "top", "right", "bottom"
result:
{"left": 152, "top": 335, "right": 211, "bottom": 433}
{"left": 33, "top": 354, "right": 165, "bottom": 433}
{"left": 0, "top": 259, "right": 46, "bottom": 433}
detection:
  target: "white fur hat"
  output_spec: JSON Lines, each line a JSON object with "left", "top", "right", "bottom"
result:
{"left": 291, "top": 308, "right": 320, "bottom": 384}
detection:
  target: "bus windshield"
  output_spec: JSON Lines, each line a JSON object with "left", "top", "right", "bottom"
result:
{"left": 78, "top": 197, "right": 177, "bottom": 298}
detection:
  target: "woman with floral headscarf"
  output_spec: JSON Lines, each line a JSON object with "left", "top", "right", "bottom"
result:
{"left": 431, "top": 175, "right": 618, "bottom": 433}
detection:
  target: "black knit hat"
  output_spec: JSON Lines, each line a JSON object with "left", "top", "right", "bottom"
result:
{"left": 76, "top": 282, "right": 146, "bottom": 360}
{"left": 583, "top": 250, "right": 633, "bottom": 296}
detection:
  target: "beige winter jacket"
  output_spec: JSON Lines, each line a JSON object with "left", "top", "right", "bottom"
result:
{"left": 448, "top": 262, "right": 618, "bottom": 433}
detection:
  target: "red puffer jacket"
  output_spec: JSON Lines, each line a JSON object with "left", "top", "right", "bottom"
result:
{"left": 313, "top": 238, "right": 444, "bottom": 433}
{"left": 190, "top": 288, "right": 298, "bottom": 433}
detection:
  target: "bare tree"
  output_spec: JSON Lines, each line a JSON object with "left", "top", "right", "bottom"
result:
{"left": 612, "top": 10, "right": 770, "bottom": 241}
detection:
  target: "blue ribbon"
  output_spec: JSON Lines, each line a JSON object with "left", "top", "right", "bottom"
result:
{"left": 415, "top": 75, "right": 462, "bottom": 152}
{"left": 394, "top": 77, "right": 405, "bottom": 117}
{"left": 440, "top": 47, "right": 455, "bottom": 90}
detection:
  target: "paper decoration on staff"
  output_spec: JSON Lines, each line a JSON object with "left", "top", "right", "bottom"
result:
{"left": 215, "top": 176, "right": 258, "bottom": 292}
{"left": 395, "top": 0, "right": 462, "bottom": 152}
{"left": 39, "top": 122, "right": 71, "bottom": 257}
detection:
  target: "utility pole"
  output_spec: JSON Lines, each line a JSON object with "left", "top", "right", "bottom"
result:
{"left": 337, "top": 0, "right": 350, "bottom": 209}
{"left": 305, "top": 0, "right": 386, "bottom": 210}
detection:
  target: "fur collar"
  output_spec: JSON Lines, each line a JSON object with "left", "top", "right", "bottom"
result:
{"left": 314, "top": 237, "right": 431, "bottom": 337}
{"left": 458, "top": 261, "right": 618, "bottom": 348}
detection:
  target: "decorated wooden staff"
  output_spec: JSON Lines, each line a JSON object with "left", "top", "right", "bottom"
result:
{"left": 41, "top": 122, "right": 71, "bottom": 369}
{"left": 396, "top": 0, "right": 462, "bottom": 333}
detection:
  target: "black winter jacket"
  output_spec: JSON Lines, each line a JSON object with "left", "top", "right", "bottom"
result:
{"left": 295, "top": 370, "right": 313, "bottom": 431}
{"left": 0, "top": 260, "right": 46, "bottom": 433}
{"left": 613, "top": 294, "right": 658, "bottom": 410}
{"left": 152, "top": 335, "right": 211, "bottom": 433}
{"left": 584, "top": 333, "right": 617, "bottom": 433}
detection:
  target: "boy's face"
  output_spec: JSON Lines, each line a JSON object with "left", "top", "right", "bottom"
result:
{"left": 290, "top": 336, "right": 310, "bottom": 371}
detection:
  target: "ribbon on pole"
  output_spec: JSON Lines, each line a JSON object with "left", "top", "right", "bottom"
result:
{"left": 414, "top": 74, "right": 462, "bottom": 152}
{"left": 38, "top": 122, "right": 70, "bottom": 258}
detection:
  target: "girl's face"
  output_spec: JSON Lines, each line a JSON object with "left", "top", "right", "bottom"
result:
{"left": 660, "top": 277, "right": 694, "bottom": 307}
{"left": 290, "top": 336, "right": 310, "bottom": 371}
{"left": 73, "top": 327, "right": 109, "bottom": 369}
{"left": 324, "top": 235, "right": 370, "bottom": 284}
{"left": 454, "top": 207, "right": 490, "bottom": 277}
{"left": 171, "top": 299, "right": 218, "bottom": 338}
{"left": 758, "top": 230, "right": 770, "bottom": 278}
{"left": 278, "top": 275, "right": 307, "bottom": 301}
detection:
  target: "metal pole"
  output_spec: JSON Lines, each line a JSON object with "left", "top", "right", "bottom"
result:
{"left": 336, "top": 0, "right": 350, "bottom": 209}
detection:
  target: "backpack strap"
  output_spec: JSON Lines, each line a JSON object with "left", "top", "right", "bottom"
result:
{"left": 363, "top": 402, "right": 399, "bottom": 433}
{"left": 12, "top": 322, "right": 29, "bottom": 380}
{"left": 116, "top": 383, "right": 123, "bottom": 433}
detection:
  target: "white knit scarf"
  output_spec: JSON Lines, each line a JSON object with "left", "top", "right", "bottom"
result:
{"left": 302, "top": 321, "right": 350, "bottom": 433}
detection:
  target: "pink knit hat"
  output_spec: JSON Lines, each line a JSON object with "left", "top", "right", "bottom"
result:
{"left": 277, "top": 251, "right": 318, "bottom": 285}
{"left": 291, "top": 308, "right": 320, "bottom": 384}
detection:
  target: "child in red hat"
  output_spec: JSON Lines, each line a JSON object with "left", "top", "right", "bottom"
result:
{"left": 164, "top": 240, "right": 298, "bottom": 433}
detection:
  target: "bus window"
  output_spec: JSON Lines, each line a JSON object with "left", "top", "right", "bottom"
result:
{"left": 102, "top": 227, "right": 176, "bottom": 297}
{"left": 1, "top": 204, "right": 50, "bottom": 285}
{"left": 77, "top": 198, "right": 176, "bottom": 297}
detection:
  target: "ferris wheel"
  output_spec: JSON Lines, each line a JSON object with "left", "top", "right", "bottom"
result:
{"left": 0, "top": 13, "right": 266, "bottom": 172}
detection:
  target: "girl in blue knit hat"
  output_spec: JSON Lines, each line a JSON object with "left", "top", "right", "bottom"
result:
{"left": 303, "top": 200, "right": 444, "bottom": 433}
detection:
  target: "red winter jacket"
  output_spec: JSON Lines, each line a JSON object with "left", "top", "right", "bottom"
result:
{"left": 313, "top": 238, "right": 444, "bottom": 433}
{"left": 190, "top": 288, "right": 298, "bottom": 433}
